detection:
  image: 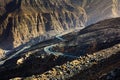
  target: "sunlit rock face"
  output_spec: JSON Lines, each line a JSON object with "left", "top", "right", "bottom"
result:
{"left": 0, "top": 0, "right": 120, "bottom": 49}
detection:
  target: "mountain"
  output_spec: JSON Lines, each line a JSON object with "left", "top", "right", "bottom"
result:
{"left": 0, "top": 0, "right": 120, "bottom": 79}
{"left": 0, "top": 0, "right": 120, "bottom": 50}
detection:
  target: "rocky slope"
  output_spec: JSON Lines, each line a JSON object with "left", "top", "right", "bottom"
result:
{"left": 24, "top": 43, "right": 120, "bottom": 80}
{"left": 0, "top": 0, "right": 120, "bottom": 50}
{"left": 0, "top": 17, "right": 119, "bottom": 80}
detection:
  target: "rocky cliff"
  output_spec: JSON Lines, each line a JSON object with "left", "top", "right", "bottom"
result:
{"left": 0, "top": 0, "right": 120, "bottom": 50}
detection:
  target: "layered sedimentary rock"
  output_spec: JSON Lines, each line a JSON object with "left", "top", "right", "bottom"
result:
{"left": 0, "top": 0, "right": 120, "bottom": 50}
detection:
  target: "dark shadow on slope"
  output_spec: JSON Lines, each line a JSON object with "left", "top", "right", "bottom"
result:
{"left": 0, "top": 0, "right": 22, "bottom": 49}
{"left": 0, "top": 53, "right": 76, "bottom": 79}
{"left": 0, "top": 17, "right": 14, "bottom": 49}
{"left": 0, "top": 0, "right": 22, "bottom": 25}
{"left": 68, "top": 51, "right": 120, "bottom": 80}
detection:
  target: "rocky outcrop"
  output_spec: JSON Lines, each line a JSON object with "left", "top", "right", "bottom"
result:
{"left": 0, "top": 49, "right": 4, "bottom": 58}
{"left": 24, "top": 44, "right": 120, "bottom": 80}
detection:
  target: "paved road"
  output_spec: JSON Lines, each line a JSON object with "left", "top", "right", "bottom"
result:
{"left": 43, "top": 44, "right": 79, "bottom": 58}
{"left": 0, "top": 28, "right": 83, "bottom": 65}
{"left": 0, "top": 45, "right": 31, "bottom": 65}
{"left": 43, "top": 28, "right": 83, "bottom": 58}
{"left": 44, "top": 44, "right": 63, "bottom": 56}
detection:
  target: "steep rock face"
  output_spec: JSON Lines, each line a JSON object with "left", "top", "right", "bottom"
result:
{"left": 0, "top": 0, "right": 120, "bottom": 49}
{"left": 0, "top": 0, "right": 87, "bottom": 49}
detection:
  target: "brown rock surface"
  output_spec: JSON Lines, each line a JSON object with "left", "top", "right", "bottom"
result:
{"left": 0, "top": 48, "right": 4, "bottom": 57}
{"left": 24, "top": 44, "right": 120, "bottom": 80}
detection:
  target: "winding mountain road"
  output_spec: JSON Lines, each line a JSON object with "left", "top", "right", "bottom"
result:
{"left": 0, "top": 45, "right": 31, "bottom": 65}
{"left": 43, "top": 28, "right": 83, "bottom": 58}
{"left": 0, "top": 33, "right": 66, "bottom": 65}
{"left": 0, "top": 28, "right": 83, "bottom": 65}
